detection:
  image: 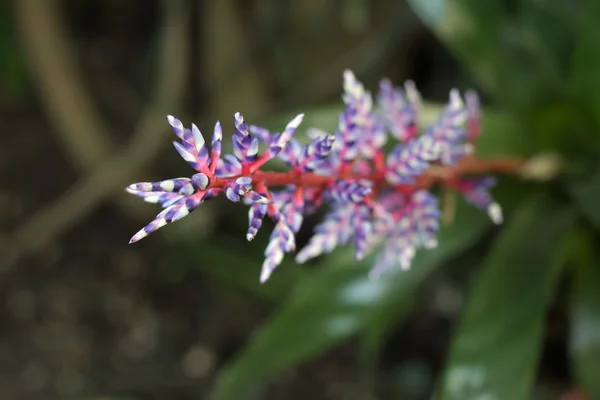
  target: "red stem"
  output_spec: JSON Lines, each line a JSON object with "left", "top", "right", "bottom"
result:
{"left": 212, "top": 155, "right": 526, "bottom": 192}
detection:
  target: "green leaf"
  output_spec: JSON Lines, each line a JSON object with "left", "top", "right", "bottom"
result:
{"left": 214, "top": 199, "right": 494, "bottom": 400}
{"left": 161, "top": 239, "right": 303, "bottom": 302}
{"left": 0, "top": 1, "right": 29, "bottom": 101}
{"left": 570, "top": 165, "right": 600, "bottom": 230}
{"left": 407, "top": 0, "right": 574, "bottom": 109}
{"left": 569, "top": 231, "right": 600, "bottom": 399}
{"left": 406, "top": 0, "right": 511, "bottom": 99}
{"left": 265, "top": 104, "right": 341, "bottom": 134}
{"left": 568, "top": 0, "right": 600, "bottom": 126}
{"left": 439, "top": 194, "right": 575, "bottom": 400}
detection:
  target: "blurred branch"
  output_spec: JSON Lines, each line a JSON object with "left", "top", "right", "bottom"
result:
{"left": 279, "top": 30, "right": 393, "bottom": 108}
{"left": 84, "top": 48, "right": 144, "bottom": 122}
{"left": 15, "top": 0, "right": 114, "bottom": 169}
{"left": 560, "top": 388, "right": 592, "bottom": 400}
{"left": 8, "top": 0, "right": 190, "bottom": 262}
{"left": 203, "top": 0, "right": 269, "bottom": 118}
{"left": 276, "top": 2, "right": 414, "bottom": 113}
{"left": 14, "top": 0, "right": 150, "bottom": 219}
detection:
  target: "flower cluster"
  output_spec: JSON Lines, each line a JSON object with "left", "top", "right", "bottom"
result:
{"left": 126, "top": 70, "right": 503, "bottom": 283}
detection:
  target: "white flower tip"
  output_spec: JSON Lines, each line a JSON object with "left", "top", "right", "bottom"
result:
{"left": 128, "top": 229, "right": 146, "bottom": 244}
{"left": 288, "top": 113, "right": 304, "bottom": 128}
{"left": 295, "top": 246, "right": 314, "bottom": 263}
{"left": 246, "top": 233, "right": 255, "bottom": 242}
{"left": 426, "top": 239, "right": 439, "bottom": 249}
{"left": 259, "top": 267, "right": 272, "bottom": 284}
{"left": 166, "top": 114, "right": 181, "bottom": 127}
{"left": 488, "top": 203, "right": 503, "bottom": 225}
{"left": 191, "top": 123, "right": 205, "bottom": 147}
{"left": 449, "top": 89, "right": 464, "bottom": 108}
{"left": 256, "top": 196, "right": 271, "bottom": 204}
{"left": 213, "top": 121, "right": 222, "bottom": 138}
{"left": 343, "top": 69, "right": 355, "bottom": 79}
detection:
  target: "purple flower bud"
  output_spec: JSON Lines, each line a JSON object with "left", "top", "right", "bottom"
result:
{"left": 385, "top": 132, "right": 441, "bottom": 184}
{"left": 279, "top": 114, "right": 304, "bottom": 146}
{"left": 369, "top": 191, "right": 440, "bottom": 277}
{"left": 249, "top": 114, "right": 304, "bottom": 172}
{"left": 233, "top": 112, "right": 261, "bottom": 164}
{"left": 248, "top": 125, "right": 274, "bottom": 143}
{"left": 377, "top": 78, "right": 418, "bottom": 143}
{"left": 295, "top": 205, "right": 354, "bottom": 263}
{"left": 225, "top": 177, "right": 253, "bottom": 202}
{"left": 466, "top": 90, "right": 480, "bottom": 127}
{"left": 329, "top": 180, "right": 372, "bottom": 203}
{"left": 224, "top": 176, "right": 270, "bottom": 204}
{"left": 210, "top": 121, "right": 223, "bottom": 171}
{"left": 352, "top": 205, "right": 372, "bottom": 261}
{"left": 126, "top": 178, "right": 192, "bottom": 194}
{"left": 440, "top": 143, "right": 475, "bottom": 165}
{"left": 168, "top": 116, "right": 204, "bottom": 153}
{"left": 191, "top": 173, "right": 210, "bottom": 190}
{"left": 280, "top": 138, "right": 303, "bottom": 166}
{"left": 261, "top": 221, "right": 296, "bottom": 283}
{"left": 216, "top": 154, "right": 242, "bottom": 177}
{"left": 301, "top": 133, "right": 336, "bottom": 172}
{"left": 126, "top": 190, "right": 184, "bottom": 207}
{"left": 427, "top": 90, "right": 468, "bottom": 145}
{"left": 129, "top": 194, "right": 205, "bottom": 243}
{"left": 167, "top": 115, "right": 212, "bottom": 173}
{"left": 336, "top": 114, "right": 360, "bottom": 163}
{"left": 284, "top": 198, "right": 304, "bottom": 233}
{"left": 341, "top": 70, "right": 388, "bottom": 160}
{"left": 247, "top": 202, "right": 268, "bottom": 241}
{"left": 455, "top": 177, "right": 503, "bottom": 224}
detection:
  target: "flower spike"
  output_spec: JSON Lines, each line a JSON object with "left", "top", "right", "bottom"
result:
{"left": 125, "top": 72, "right": 513, "bottom": 282}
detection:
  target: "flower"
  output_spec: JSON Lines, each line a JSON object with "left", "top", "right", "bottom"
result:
{"left": 126, "top": 70, "right": 506, "bottom": 283}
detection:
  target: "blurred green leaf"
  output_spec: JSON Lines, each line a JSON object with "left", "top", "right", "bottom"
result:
{"left": 568, "top": 0, "right": 600, "bottom": 125}
{"left": 569, "top": 233, "right": 600, "bottom": 399}
{"left": 214, "top": 199, "right": 494, "bottom": 400}
{"left": 439, "top": 194, "right": 575, "bottom": 400}
{"left": 161, "top": 239, "right": 304, "bottom": 301}
{"left": 407, "top": 0, "right": 600, "bottom": 155}
{"left": 570, "top": 165, "right": 600, "bottom": 230}
{"left": 264, "top": 104, "right": 339, "bottom": 135}
{"left": 406, "top": 0, "right": 514, "bottom": 101}
{"left": 407, "top": 0, "right": 571, "bottom": 106}
{"left": 0, "top": 1, "right": 29, "bottom": 100}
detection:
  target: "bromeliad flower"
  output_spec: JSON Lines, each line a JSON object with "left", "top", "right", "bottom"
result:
{"left": 126, "top": 70, "right": 523, "bottom": 282}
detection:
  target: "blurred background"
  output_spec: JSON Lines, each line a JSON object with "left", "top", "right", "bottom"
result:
{"left": 2, "top": 0, "right": 600, "bottom": 399}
